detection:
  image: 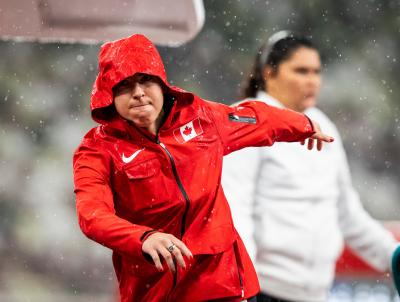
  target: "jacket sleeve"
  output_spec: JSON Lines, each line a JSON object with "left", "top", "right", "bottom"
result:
{"left": 336, "top": 132, "right": 399, "bottom": 271}
{"left": 205, "top": 100, "right": 315, "bottom": 155}
{"left": 73, "top": 140, "right": 154, "bottom": 261}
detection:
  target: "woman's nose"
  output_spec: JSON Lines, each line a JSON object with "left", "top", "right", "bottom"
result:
{"left": 132, "top": 84, "right": 145, "bottom": 100}
{"left": 307, "top": 73, "right": 321, "bottom": 88}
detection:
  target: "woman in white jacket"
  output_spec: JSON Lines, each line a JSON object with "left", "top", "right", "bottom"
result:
{"left": 222, "top": 31, "right": 399, "bottom": 302}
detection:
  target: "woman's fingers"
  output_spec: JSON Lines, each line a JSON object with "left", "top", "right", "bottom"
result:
{"left": 304, "top": 136, "right": 333, "bottom": 151}
{"left": 307, "top": 138, "right": 314, "bottom": 150}
{"left": 159, "top": 245, "right": 176, "bottom": 273}
{"left": 170, "top": 245, "right": 186, "bottom": 269}
{"left": 309, "top": 119, "right": 334, "bottom": 144}
{"left": 317, "top": 139, "right": 323, "bottom": 151}
{"left": 142, "top": 232, "right": 193, "bottom": 273}
{"left": 302, "top": 118, "right": 335, "bottom": 151}
{"left": 312, "top": 132, "right": 334, "bottom": 142}
{"left": 167, "top": 237, "right": 193, "bottom": 269}
{"left": 148, "top": 249, "right": 164, "bottom": 272}
{"left": 173, "top": 239, "right": 193, "bottom": 259}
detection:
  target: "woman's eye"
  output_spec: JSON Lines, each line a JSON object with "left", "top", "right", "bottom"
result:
{"left": 138, "top": 74, "right": 155, "bottom": 84}
{"left": 294, "top": 68, "right": 308, "bottom": 74}
{"left": 113, "top": 83, "right": 132, "bottom": 96}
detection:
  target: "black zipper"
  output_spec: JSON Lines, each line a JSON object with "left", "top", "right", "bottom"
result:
{"left": 233, "top": 243, "right": 245, "bottom": 299}
{"left": 238, "top": 271, "right": 244, "bottom": 299}
{"left": 129, "top": 128, "right": 191, "bottom": 237}
{"left": 156, "top": 137, "right": 190, "bottom": 302}
{"left": 157, "top": 139, "right": 191, "bottom": 238}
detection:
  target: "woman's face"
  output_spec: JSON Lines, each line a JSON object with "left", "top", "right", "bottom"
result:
{"left": 113, "top": 73, "right": 164, "bottom": 134}
{"left": 265, "top": 47, "right": 321, "bottom": 112}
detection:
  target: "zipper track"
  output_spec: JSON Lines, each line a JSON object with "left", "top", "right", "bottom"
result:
{"left": 158, "top": 140, "right": 190, "bottom": 302}
{"left": 233, "top": 243, "right": 245, "bottom": 299}
{"left": 158, "top": 141, "right": 191, "bottom": 238}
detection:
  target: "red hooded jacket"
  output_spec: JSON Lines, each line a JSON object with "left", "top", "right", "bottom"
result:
{"left": 73, "top": 34, "right": 315, "bottom": 302}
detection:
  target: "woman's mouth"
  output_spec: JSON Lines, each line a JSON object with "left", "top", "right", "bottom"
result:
{"left": 129, "top": 103, "right": 151, "bottom": 109}
{"left": 304, "top": 93, "right": 316, "bottom": 99}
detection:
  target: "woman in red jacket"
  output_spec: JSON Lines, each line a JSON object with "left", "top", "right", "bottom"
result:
{"left": 73, "top": 34, "right": 333, "bottom": 302}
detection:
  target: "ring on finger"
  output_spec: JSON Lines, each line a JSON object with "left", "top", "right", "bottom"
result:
{"left": 167, "top": 243, "right": 176, "bottom": 253}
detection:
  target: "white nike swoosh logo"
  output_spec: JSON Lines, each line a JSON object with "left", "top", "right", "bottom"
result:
{"left": 122, "top": 148, "right": 144, "bottom": 163}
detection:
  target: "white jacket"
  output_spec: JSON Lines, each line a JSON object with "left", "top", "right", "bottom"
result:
{"left": 222, "top": 91, "right": 398, "bottom": 302}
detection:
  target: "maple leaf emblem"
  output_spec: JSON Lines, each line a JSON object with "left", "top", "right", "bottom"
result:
{"left": 183, "top": 126, "right": 192, "bottom": 136}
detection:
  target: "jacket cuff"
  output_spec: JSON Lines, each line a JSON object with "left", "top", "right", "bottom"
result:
{"left": 140, "top": 229, "right": 159, "bottom": 242}
{"left": 303, "top": 114, "right": 316, "bottom": 134}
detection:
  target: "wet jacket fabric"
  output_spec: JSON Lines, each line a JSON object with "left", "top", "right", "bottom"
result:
{"left": 222, "top": 91, "right": 398, "bottom": 302}
{"left": 73, "top": 34, "right": 315, "bottom": 302}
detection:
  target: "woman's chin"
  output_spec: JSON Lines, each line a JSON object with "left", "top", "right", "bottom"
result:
{"left": 131, "top": 116, "right": 156, "bottom": 128}
{"left": 304, "top": 98, "right": 316, "bottom": 109}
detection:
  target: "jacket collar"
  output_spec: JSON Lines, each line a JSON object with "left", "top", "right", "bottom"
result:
{"left": 255, "top": 90, "right": 317, "bottom": 115}
{"left": 255, "top": 91, "right": 285, "bottom": 109}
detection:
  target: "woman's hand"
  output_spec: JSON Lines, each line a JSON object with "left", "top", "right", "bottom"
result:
{"left": 142, "top": 232, "right": 193, "bottom": 273}
{"left": 301, "top": 119, "right": 334, "bottom": 151}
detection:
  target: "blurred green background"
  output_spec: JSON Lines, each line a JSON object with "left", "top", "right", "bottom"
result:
{"left": 1, "top": 0, "right": 399, "bottom": 301}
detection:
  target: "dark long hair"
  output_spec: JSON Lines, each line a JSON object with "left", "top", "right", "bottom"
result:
{"left": 242, "top": 31, "right": 317, "bottom": 98}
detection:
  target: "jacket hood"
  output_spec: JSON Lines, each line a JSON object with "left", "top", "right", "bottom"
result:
{"left": 90, "top": 34, "right": 177, "bottom": 123}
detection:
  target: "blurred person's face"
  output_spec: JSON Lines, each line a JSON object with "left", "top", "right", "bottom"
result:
{"left": 113, "top": 73, "right": 164, "bottom": 134}
{"left": 264, "top": 47, "right": 321, "bottom": 112}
